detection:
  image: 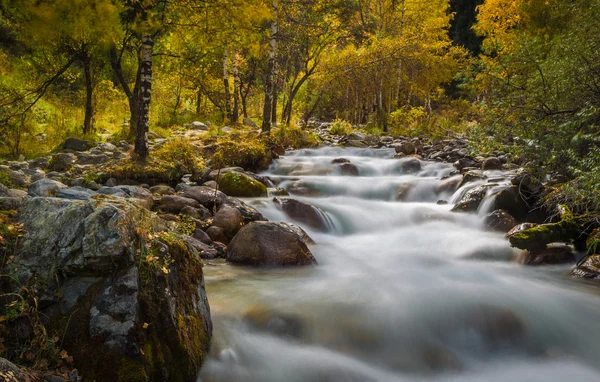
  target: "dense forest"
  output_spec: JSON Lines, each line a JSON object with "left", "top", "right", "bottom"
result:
{"left": 1, "top": 0, "right": 600, "bottom": 380}
{"left": 1, "top": 0, "right": 598, "bottom": 211}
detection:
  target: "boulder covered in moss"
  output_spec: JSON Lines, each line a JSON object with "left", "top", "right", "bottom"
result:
{"left": 217, "top": 171, "right": 267, "bottom": 197}
{"left": 227, "top": 221, "right": 317, "bottom": 266}
{"left": 8, "top": 196, "right": 212, "bottom": 381}
{"left": 507, "top": 207, "right": 583, "bottom": 250}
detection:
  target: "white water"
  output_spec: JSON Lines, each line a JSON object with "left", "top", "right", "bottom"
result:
{"left": 199, "top": 147, "right": 600, "bottom": 382}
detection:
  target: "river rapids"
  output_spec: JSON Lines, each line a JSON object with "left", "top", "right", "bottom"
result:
{"left": 199, "top": 147, "right": 600, "bottom": 382}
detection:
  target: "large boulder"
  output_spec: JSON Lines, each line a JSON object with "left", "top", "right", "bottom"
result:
{"left": 182, "top": 185, "right": 228, "bottom": 211}
{"left": 9, "top": 197, "right": 212, "bottom": 381}
{"left": 507, "top": 209, "right": 581, "bottom": 250}
{"left": 217, "top": 172, "right": 267, "bottom": 197}
{"left": 227, "top": 221, "right": 317, "bottom": 266}
{"left": 48, "top": 153, "right": 76, "bottom": 171}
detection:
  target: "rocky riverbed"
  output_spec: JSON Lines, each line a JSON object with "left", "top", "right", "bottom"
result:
{"left": 1, "top": 124, "right": 599, "bottom": 380}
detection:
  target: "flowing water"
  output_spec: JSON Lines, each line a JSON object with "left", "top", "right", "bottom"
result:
{"left": 199, "top": 147, "right": 600, "bottom": 382}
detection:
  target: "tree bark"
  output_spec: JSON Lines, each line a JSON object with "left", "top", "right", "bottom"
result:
{"left": 134, "top": 34, "right": 153, "bottom": 161}
{"left": 261, "top": 0, "right": 279, "bottom": 134}
{"left": 223, "top": 47, "right": 232, "bottom": 122}
{"left": 196, "top": 89, "right": 202, "bottom": 117}
{"left": 232, "top": 47, "right": 240, "bottom": 124}
{"left": 82, "top": 54, "right": 94, "bottom": 135}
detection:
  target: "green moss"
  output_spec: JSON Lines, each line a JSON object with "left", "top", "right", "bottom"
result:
{"left": 118, "top": 357, "right": 148, "bottom": 382}
{"left": 217, "top": 172, "right": 267, "bottom": 197}
{"left": 0, "top": 170, "right": 13, "bottom": 188}
{"left": 508, "top": 207, "right": 584, "bottom": 250}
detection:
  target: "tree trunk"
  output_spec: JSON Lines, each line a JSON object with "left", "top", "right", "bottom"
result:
{"left": 261, "top": 0, "right": 279, "bottom": 134}
{"left": 223, "top": 47, "right": 232, "bottom": 123}
{"left": 283, "top": 73, "right": 310, "bottom": 125}
{"left": 271, "top": 85, "right": 278, "bottom": 124}
{"left": 134, "top": 34, "right": 153, "bottom": 161}
{"left": 232, "top": 47, "right": 240, "bottom": 124}
{"left": 196, "top": 89, "right": 202, "bottom": 117}
{"left": 82, "top": 54, "right": 94, "bottom": 135}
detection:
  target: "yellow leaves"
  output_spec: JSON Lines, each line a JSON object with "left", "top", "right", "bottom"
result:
{"left": 143, "top": 322, "right": 149, "bottom": 329}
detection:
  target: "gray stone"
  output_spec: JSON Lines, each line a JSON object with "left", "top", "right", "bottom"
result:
{"left": 28, "top": 178, "right": 67, "bottom": 197}
{"left": 58, "top": 187, "right": 97, "bottom": 200}
{"left": 63, "top": 137, "right": 93, "bottom": 152}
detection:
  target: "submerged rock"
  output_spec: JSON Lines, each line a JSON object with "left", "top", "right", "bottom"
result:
{"left": 227, "top": 221, "right": 317, "bottom": 266}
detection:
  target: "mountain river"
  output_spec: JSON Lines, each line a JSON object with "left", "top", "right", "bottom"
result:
{"left": 199, "top": 147, "right": 600, "bottom": 382}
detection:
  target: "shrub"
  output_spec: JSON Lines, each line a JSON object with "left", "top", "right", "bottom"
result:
{"left": 329, "top": 119, "right": 353, "bottom": 135}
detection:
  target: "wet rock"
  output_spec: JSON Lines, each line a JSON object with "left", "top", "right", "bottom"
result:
{"left": 482, "top": 157, "right": 503, "bottom": 170}
{"left": 451, "top": 186, "right": 487, "bottom": 213}
{"left": 217, "top": 172, "right": 267, "bottom": 197}
{"left": 507, "top": 210, "right": 581, "bottom": 250}
{"left": 206, "top": 226, "right": 229, "bottom": 244}
{"left": 395, "top": 183, "right": 414, "bottom": 201}
{"left": 222, "top": 197, "right": 266, "bottom": 223}
{"left": 523, "top": 246, "right": 575, "bottom": 265}
{"left": 244, "top": 304, "right": 306, "bottom": 339}
{"left": 571, "top": 254, "right": 600, "bottom": 280}
{"left": 436, "top": 177, "right": 461, "bottom": 195}
{"left": 268, "top": 187, "right": 289, "bottom": 197}
{"left": 339, "top": 162, "right": 359, "bottom": 176}
{"left": 275, "top": 198, "right": 329, "bottom": 231}
{"left": 158, "top": 195, "right": 201, "bottom": 214}
{"left": 400, "top": 158, "right": 421, "bottom": 174}
{"left": 212, "top": 205, "right": 245, "bottom": 239}
{"left": 331, "top": 158, "right": 350, "bottom": 164}
{"left": 181, "top": 205, "right": 212, "bottom": 220}
{"left": 193, "top": 227, "right": 213, "bottom": 245}
{"left": 28, "top": 178, "right": 67, "bottom": 197}
{"left": 453, "top": 158, "right": 476, "bottom": 171}
{"left": 484, "top": 210, "right": 518, "bottom": 232}
{"left": 463, "top": 305, "right": 526, "bottom": 346}
{"left": 492, "top": 186, "right": 529, "bottom": 221}
{"left": 395, "top": 142, "right": 416, "bottom": 155}
{"left": 227, "top": 221, "right": 317, "bottom": 266}
{"left": 458, "top": 170, "right": 486, "bottom": 188}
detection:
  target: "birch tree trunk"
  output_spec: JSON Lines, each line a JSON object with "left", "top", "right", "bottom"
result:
{"left": 223, "top": 47, "right": 232, "bottom": 122}
{"left": 134, "top": 34, "right": 153, "bottom": 161}
{"left": 232, "top": 47, "right": 240, "bottom": 124}
{"left": 261, "top": 0, "right": 279, "bottom": 134}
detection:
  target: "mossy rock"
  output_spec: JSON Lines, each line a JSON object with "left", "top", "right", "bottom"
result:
{"left": 507, "top": 206, "right": 584, "bottom": 250}
{"left": 217, "top": 172, "right": 267, "bottom": 197}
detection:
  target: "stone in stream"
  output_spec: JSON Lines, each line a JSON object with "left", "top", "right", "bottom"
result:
{"left": 482, "top": 157, "right": 503, "bottom": 170}
{"left": 395, "top": 142, "right": 416, "bottom": 155}
{"left": 572, "top": 254, "right": 600, "bottom": 279}
{"left": 400, "top": 158, "right": 421, "bottom": 174}
{"left": 484, "top": 209, "right": 518, "bottom": 232}
{"left": 217, "top": 171, "right": 267, "bottom": 197}
{"left": 451, "top": 186, "right": 488, "bottom": 213}
{"left": 339, "top": 162, "right": 359, "bottom": 176}
{"left": 211, "top": 205, "right": 245, "bottom": 239}
{"left": 11, "top": 197, "right": 212, "bottom": 380}
{"left": 522, "top": 245, "right": 575, "bottom": 265}
{"left": 274, "top": 198, "right": 330, "bottom": 231}
{"left": 227, "top": 221, "right": 317, "bottom": 266}
{"left": 243, "top": 303, "right": 306, "bottom": 339}
{"left": 458, "top": 170, "right": 486, "bottom": 188}
{"left": 491, "top": 186, "right": 530, "bottom": 222}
